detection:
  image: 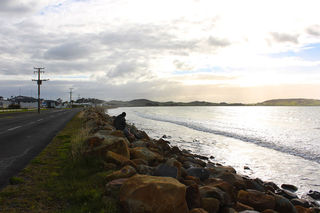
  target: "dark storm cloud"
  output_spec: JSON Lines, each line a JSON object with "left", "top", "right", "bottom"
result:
{"left": 270, "top": 32, "right": 299, "bottom": 44}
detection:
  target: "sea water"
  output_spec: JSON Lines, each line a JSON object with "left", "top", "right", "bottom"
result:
{"left": 108, "top": 106, "right": 320, "bottom": 195}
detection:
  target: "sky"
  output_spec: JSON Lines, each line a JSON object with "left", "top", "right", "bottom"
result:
{"left": 1, "top": 0, "right": 320, "bottom": 103}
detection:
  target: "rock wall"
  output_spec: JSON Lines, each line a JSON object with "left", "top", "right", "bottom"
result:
{"left": 82, "top": 108, "right": 320, "bottom": 213}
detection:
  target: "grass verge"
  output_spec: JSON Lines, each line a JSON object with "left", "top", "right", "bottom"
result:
{"left": 0, "top": 111, "right": 120, "bottom": 213}
{"left": 0, "top": 108, "right": 49, "bottom": 114}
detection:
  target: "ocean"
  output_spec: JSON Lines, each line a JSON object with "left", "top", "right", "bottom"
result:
{"left": 108, "top": 106, "right": 320, "bottom": 195}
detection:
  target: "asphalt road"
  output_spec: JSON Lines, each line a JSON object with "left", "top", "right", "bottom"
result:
{"left": 0, "top": 108, "right": 81, "bottom": 189}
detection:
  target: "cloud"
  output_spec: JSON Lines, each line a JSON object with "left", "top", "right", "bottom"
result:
{"left": 0, "top": 0, "right": 35, "bottom": 14}
{"left": 107, "top": 60, "right": 149, "bottom": 79}
{"left": 173, "top": 60, "right": 194, "bottom": 71}
{"left": 270, "top": 32, "right": 299, "bottom": 44}
{"left": 100, "top": 25, "right": 199, "bottom": 52}
{"left": 44, "top": 42, "right": 93, "bottom": 60}
{"left": 306, "top": 25, "right": 320, "bottom": 36}
{"left": 208, "top": 37, "right": 230, "bottom": 47}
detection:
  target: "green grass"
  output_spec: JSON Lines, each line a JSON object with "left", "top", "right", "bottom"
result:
{"left": 0, "top": 111, "right": 121, "bottom": 213}
{"left": 9, "top": 177, "right": 24, "bottom": 185}
{"left": 0, "top": 108, "right": 49, "bottom": 114}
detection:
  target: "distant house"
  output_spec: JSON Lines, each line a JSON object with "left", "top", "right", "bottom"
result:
{"left": 10, "top": 96, "right": 38, "bottom": 109}
{"left": 0, "top": 96, "right": 11, "bottom": 108}
{"left": 55, "top": 102, "right": 68, "bottom": 109}
{"left": 20, "top": 102, "right": 38, "bottom": 108}
{"left": 43, "top": 100, "right": 57, "bottom": 108}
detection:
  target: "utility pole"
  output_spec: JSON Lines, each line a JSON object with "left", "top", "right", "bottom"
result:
{"left": 32, "top": 67, "right": 49, "bottom": 113}
{"left": 69, "top": 88, "right": 73, "bottom": 108}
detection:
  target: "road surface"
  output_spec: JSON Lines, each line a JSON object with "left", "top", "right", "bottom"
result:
{"left": 0, "top": 108, "right": 81, "bottom": 189}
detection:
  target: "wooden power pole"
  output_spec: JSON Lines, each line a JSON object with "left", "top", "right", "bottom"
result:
{"left": 32, "top": 67, "right": 49, "bottom": 113}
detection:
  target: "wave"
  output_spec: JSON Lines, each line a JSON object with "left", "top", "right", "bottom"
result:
{"left": 135, "top": 112, "right": 320, "bottom": 163}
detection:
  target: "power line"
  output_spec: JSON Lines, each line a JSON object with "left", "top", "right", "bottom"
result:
{"left": 32, "top": 67, "right": 49, "bottom": 113}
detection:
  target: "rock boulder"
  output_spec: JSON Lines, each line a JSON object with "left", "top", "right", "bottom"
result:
{"left": 120, "top": 174, "right": 188, "bottom": 213}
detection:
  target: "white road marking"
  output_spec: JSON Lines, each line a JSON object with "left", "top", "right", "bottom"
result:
{"left": 37, "top": 119, "right": 43, "bottom": 122}
{"left": 7, "top": 126, "right": 22, "bottom": 131}
{"left": 28, "top": 121, "right": 35, "bottom": 125}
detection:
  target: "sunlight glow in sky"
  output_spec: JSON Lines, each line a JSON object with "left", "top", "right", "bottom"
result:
{"left": 1, "top": 0, "right": 320, "bottom": 102}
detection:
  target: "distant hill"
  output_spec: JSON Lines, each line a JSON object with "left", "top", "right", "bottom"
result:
{"left": 257, "top": 98, "right": 320, "bottom": 106}
{"left": 104, "top": 98, "right": 320, "bottom": 107}
{"left": 105, "top": 99, "right": 244, "bottom": 107}
{"left": 75, "top": 98, "right": 105, "bottom": 104}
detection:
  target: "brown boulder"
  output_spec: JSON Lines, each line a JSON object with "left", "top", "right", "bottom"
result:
{"left": 110, "top": 130, "right": 126, "bottom": 137}
{"left": 237, "top": 190, "right": 276, "bottom": 212}
{"left": 291, "top": 199, "right": 311, "bottom": 208}
{"left": 190, "top": 208, "right": 208, "bottom": 213}
{"left": 185, "top": 175, "right": 201, "bottom": 184}
{"left": 132, "top": 158, "right": 148, "bottom": 165}
{"left": 154, "top": 163, "right": 179, "bottom": 179}
{"left": 186, "top": 184, "right": 201, "bottom": 209}
{"left": 244, "top": 178, "right": 266, "bottom": 192}
{"left": 209, "top": 180, "right": 236, "bottom": 205}
{"left": 86, "top": 132, "right": 130, "bottom": 158}
{"left": 106, "top": 151, "right": 130, "bottom": 166}
{"left": 201, "top": 197, "right": 220, "bottom": 213}
{"left": 214, "top": 172, "right": 246, "bottom": 189}
{"left": 209, "top": 166, "right": 236, "bottom": 175}
{"left": 155, "top": 139, "right": 171, "bottom": 152}
{"left": 183, "top": 161, "right": 203, "bottom": 169}
{"left": 235, "top": 202, "right": 254, "bottom": 211}
{"left": 219, "top": 207, "right": 237, "bottom": 213}
{"left": 273, "top": 193, "right": 297, "bottom": 213}
{"left": 199, "top": 185, "right": 232, "bottom": 206}
{"left": 137, "top": 130, "right": 150, "bottom": 140}
{"left": 137, "top": 164, "right": 155, "bottom": 175}
{"left": 131, "top": 140, "right": 148, "bottom": 148}
{"left": 103, "top": 162, "right": 117, "bottom": 170}
{"left": 105, "top": 151, "right": 137, "bottom": 169}
{"left": 295, "top": 205, "right": 316, "bottom": 213}
{"left": 185, "top": 157, "right": 206, "bottom": 167}
{"left": 130, "top": 147, "right": 164, "bottom": 165}
{"left": 262, "top": 210, "right": 278, "bottom": 213}
{"left": 105, "top": 178, "right": 128, "bottom": 196}
{"left": 166, "top": 158, "right": 182, "bottom": 178}
{"left": 105, "top": 165, "right": 136, "bottom": 182}
{"left": 85, "top": 136, "right": 103, "bottom": 148}
{"left": 102, "top": 123, "right": 114, "bottom": 131}
{"left": 120, "top": 175, "right": 188, "bottom": 213}
{"left": 184, "top": 180, "right": 198, "bottom": 186}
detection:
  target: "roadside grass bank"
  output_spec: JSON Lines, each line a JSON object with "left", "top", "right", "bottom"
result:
{"left": 0, "top": 108, "right": 49, "bottom": 114}
{"left": 0, "top": 110, "right": 119, "bottom": 213}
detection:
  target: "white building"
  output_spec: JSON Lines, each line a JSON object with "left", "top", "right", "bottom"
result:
{"left": 20, "top": 102, "right": 38, "bottom": 109}
{"left": 0, "top": 100, "right": 11, "bottom": 108}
